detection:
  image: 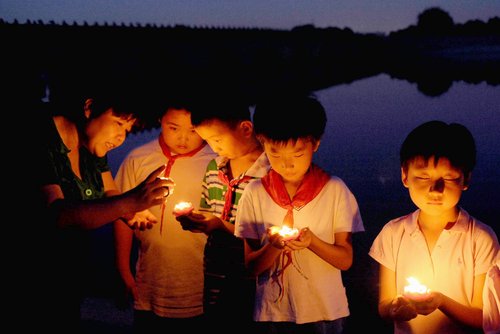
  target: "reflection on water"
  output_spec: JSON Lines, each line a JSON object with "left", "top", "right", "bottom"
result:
{"left": 314, "top": 73, "right": 499, "bottom": 234}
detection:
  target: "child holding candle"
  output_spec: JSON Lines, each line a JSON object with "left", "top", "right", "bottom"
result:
{"left": 113, "top": 98, "right": 216, "bottom": 332}
{"left": 369, "top": 120, "right": 499, "bottom": 333}
{"left": 175, "top": 95, "right": 271, "bottom": 334}
{"left": 234, "top": 94, "right": 364, "bottom": 334}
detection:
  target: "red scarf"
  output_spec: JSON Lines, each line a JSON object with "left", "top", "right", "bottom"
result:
{"left": 158, "top": 136, "right": 206, "bottom": 176}
{"left": 158, "top": 135, "right": 206, "bottom": 234}
{"left": 261, "top": 164, "right": 330, "bottom": 302}
{"left": 262, "top": 164, "right": 330, "bottom": 227}
{"left": 218, "top": 170, "right": 253, "bottom": 221}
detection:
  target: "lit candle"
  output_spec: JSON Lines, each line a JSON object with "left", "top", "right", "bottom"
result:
{"left": 403, "top": 277, "right": 430, "bottom": 301}
{"left": 269, "top": 225, "right": 300, "bottom": 241}
{"left": 173, "top": 201, "right": 194, "bottom": 217}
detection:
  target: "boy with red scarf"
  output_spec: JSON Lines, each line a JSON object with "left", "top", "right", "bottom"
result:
{"left": 235, "top": 94, "right": 364, "bottom": 334}
{"left": 114, "top": 99, "right": 216, "bottom": 332}
{"left": 176, "top": 96, "right": 270, "bottom": 334}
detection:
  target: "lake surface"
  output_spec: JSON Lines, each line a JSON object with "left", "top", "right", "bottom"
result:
{"left": 103, "top": 72, "right": 499, "bottom": 332}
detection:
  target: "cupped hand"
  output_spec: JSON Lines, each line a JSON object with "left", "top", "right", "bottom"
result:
{"left": 390, "top": 295, "right": 418, "bottom": 321}
{"left": 176, "top": 211, "right": 220, "bottom": 234}
{"left": 267, "top": 228, "right": 286, "bottom": 249}
{"left": 268, "top": 227, "right": 312, "bottom": 251}
{"left": 408, "top": 290, "right": 441, "bottom": 316}
{"left": 285, "top": 227, "right": 312, "bottom": 251}
{"left": 125, "top": 210, "right": 157, "bottom": 230}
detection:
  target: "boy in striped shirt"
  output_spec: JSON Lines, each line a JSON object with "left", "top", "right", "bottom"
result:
{"left": 177, "top": 97, "right": 270, "bottom": 334}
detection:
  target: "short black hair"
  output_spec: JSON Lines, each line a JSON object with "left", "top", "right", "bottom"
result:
{"left": 155, "top": 93, "right": 194, "bottom": 119}
{"left": 50, "top": 75, "right": 146, "bottom": 132}
{"left": 400, "top": 120, "right": 476, "bottom": 175}
{"left": 253, "top": 94, "right": 326, "bottom": 143}
{"left": 189, "top": 95, "right": 251, "bottom": 128}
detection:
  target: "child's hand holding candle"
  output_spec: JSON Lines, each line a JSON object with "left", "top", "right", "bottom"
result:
{"left": 403, "top": 277, "right": 430, "bottom": 302}
{"left": 269, "top": 225, "right": 300, "bottom": 241}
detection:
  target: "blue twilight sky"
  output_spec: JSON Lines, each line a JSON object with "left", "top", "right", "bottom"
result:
{"left": 1, "top": 0, "right": 499, "bottom": 34}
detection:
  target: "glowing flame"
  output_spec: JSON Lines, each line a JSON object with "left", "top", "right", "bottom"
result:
{"left": 270, "top": 225, "right": 299, "bottom": 239}
{"left": 175, "top": 201, "right": 192, "bottom": 210}
{"left": 404, "top": 277, "right": 430, "bottom": 295}
{"left": 173, "top": 201, "right": 194, "bottom": 216}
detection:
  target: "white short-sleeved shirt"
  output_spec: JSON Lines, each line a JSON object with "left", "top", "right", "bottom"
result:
{"left": 483, "top": 251, "right": 500, "bottom": 334}
{"left": 369, "top": 208, "right": 499, "bottom": 334}
{"left": 235, "top": 175, "right": 364, "bottom": 324}
{"left": 115, "top": 139, "right": 216, "bottom": 317}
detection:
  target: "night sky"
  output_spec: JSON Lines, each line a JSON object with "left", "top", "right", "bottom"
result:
{"left": 1, "top": 0, "right": 499, "bottom": 33}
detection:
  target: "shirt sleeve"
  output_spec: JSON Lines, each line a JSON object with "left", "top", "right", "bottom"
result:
{"left": 114, "top": 154, "right": 137, "bottom": 192}
{"left": 369, "top": 221, "right": 399, "bottom": 272}
{"left": 483, "top": 259, "right": 500, "bottom": 333}
{"left": 199, "top": 159, "right": 216, "bottom": 212}
{"left": 234, "top": 180, "right": 260, "bottom": 240}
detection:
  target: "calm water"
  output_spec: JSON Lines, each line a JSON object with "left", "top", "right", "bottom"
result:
{"left": 102, "top": 73, "right": 499, "bottom": 331}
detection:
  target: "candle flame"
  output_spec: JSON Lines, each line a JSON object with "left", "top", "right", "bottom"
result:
{"left": 174, "top": 201, "right": 193, "bottom": 211}
{"left": 270, "top": 225, "right": 299, "bottom": 238}
{"left": 404, "top": 277, "right": 429, "bottom": 294}
{"left": 173, "top": 201, "right": 194, "bottom": 217}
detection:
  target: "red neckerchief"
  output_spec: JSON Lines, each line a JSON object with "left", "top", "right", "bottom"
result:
{"left": 218, "top": 170, "right": 253, "bottom": 221}
{"left": 262, "top": 164, "right": 330, "bottom": 227}
{"left": 158, "top": 135, "right": 206, "bottom": 235}
{"left": 158, "top": 135, "right": 206, "bottom": 177}
{"left": 261, "top": 164, "right": 330, "bottom": 302}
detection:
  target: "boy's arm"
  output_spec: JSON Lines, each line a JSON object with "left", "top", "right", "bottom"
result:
{"left": 112, "top": 157, "right": 137, "bottom": 300}
{"left": 113, "top": 217, "right": 137, "bottom": 300}
{"left": 192, "top": 168, "right": 236, "bottom": 234}
{"left": 178, "top": 211, "right": 233, "bottom": 235}
{"left": 378, "top": 264, "right": 417, "bottom": 322}
{"left": 434, "top": 273, "right": 485, "bottom": 329}
{"left": 289, "top": 230, "right": 353, "bottom": 271}
{"left": 377, "top": 262, "right": 484, "bottom": 328}
{"left": 310, "top": 231, "right": 353, "bottom": 270}
{"left": 196, "top": 174, "right": 238, "bottom": 235}
{"left": 243, "top": 238, "right": 282, "bottom": 276}
{"left": 220, "top": 218, "right": 236, "bottom": 234}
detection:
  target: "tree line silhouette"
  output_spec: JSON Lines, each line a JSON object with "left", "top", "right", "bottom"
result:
{"left": 3, "top": 6, "right": 499, "bottom": 128}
